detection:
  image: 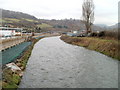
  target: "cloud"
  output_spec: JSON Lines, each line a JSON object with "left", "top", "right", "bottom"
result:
{"left": 0, "top": 0, "right": 118, "bottom": 25}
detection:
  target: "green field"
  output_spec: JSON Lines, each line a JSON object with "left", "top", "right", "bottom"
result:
{"left": 4, "top": 18, "right": 20, "bottom": 22}
{"left": 22, "top": 18, "right": 38, "bottom": 22}
{"left": 2, "top": 18, "right": 39, "bottom": 23}
{"left": 0, "top": 18, "right": 9, "bottom": 23}
{"left": 37, "top": 23, "right": 53, "bottom": 29}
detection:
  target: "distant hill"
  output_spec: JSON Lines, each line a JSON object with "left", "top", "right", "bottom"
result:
{"left": 40, "top": 19, "right": 105, "bottom": 31}
{"left": 1, "top": 9, "right": 42, "bottom": 32}
{"left": 95, "top": 24, "right": 108, "bottom": 28}
{"left": 1, "top": 9, "right": 112, "bottom": 33}
{"left": 109, "top": 23, "right": 119, "bottom": 29}
{"left": 1, "top": 9, "right": 37, "bottom": 20}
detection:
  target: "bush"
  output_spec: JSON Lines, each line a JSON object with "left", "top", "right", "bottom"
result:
{"left": 104, "top": 31, "right": 118, "bottom": 39}
{"left": 98, "top": 31, "right": 105, "bottom": 37}
{"left": 90, "top": 30, "right": 118, "bottom": 40}
{"left": 90, "top": 32, "right": 97, "bottom": 37}
{"left": 2, "top": 68, "right": 20, "bottom": 89}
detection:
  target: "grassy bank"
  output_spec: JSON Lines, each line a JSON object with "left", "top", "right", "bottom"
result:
{"left": 2, "top": 37, "right": 43, "bottom": 89}
{"left": 60, "top": 35, "right": 120, "bottom": 60}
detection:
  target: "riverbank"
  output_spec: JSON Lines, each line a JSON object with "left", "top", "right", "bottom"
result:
{"left": 2, "top": 37, "right": 43, "bottom": 89}
{"left": 1, "top": 34, "right": 60, "bottom": 89}
{"left": 0, "top": 36, "right": 27, "bottom": 51}
{"left": 19, "top": 36, "right": 118, "bottom": 88}
{"left": 60, "top": 35, "right": 120, "bottom": 60}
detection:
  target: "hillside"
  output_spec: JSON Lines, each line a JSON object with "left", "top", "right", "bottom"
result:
{"left": 1, "top": 9, "right": 38, "bottom": 27}
{"left": 1, "top": 9, "right": 115, "bottom": 33}
{"left": 1, "top": 9, "right": 37, "bottom": 20}
{"left": 1, "top": 9, "right": 52, "bottom": 32}
{"left": 39, "top": 19, "right": 105, "bottom": 32}
{"left": 109, "top": 23, "right": 119, "bottom": 29}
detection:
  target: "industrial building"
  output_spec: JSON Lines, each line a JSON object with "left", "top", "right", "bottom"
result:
{"left": 0, "top": 27, "right": 23, "bottom": 37}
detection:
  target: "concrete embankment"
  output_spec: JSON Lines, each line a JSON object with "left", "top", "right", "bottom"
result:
{"left": 0, "top": 37, "right": 27, "bottom": 51}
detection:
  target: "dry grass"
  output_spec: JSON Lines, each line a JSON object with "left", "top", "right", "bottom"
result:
{"left": 104, "top": 31, "right": 119, "bottom": 40}
{"left": 61, "top": 35, "right": 120, "bottom": 60}
{"left": 90, "top": 30, "right": 119, "bottom": 40}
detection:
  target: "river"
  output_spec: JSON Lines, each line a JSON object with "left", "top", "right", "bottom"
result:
{"left": 19, "top": 36, "right": 118, "bottom": 88}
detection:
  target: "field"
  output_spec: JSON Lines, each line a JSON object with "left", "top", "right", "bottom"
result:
{"left": 22, "top": 18, "right": 38, "bottom": 22}
{"left": 2, "top": 18, "right": 39, "bottom": 23}
{"left": 37, "top": 23, "right": 53, "bottom": 29}
{"left": 4, "top": 18, "right": 20, "bottom": 22}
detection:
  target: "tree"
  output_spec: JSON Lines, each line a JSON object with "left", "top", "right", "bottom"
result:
{"left": 82, "top": 0, "right": 95, "bottom": 34}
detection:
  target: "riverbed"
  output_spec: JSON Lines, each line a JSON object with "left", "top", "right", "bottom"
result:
{"left": 19, "top": 36, "right": 118, "bottom": 88}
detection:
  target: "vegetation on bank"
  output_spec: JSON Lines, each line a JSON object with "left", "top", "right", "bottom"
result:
{"left": 2, "top": 37, "right": 43, "bottom": 89}
{"left": 60, "top": 35, "right": 120, "bottom": 60}
{"left": 89, "top": 30, "right": 119, "bottom": 40}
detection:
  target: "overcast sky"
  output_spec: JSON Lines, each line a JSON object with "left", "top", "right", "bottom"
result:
{"left": 0, "top": 0, "right": 119, "bottom": 26}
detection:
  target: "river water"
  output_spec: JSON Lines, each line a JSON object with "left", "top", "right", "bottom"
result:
{"left": 19, "top": 36, "right": 118, "bottom": 88}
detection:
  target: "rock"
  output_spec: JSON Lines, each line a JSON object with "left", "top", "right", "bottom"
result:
{"left": 6, "top": 63, "right": 21, "bottom": 72}
{"left": 19, "top": 72, "right": 24, "bottom": 77}
{"left": 112, "top": 48, "right": 116, "bottom": 51}
{"left": 16, "top": 63, "right": 22, "bottom": 67}
{"left": 20, "top": 66, "right": 24, "bottom": 70}
{"left": 17, "top": 59, "right": 21, "bottom": 62}
{"left": 41, "top": 68, "right": 45, "bottom": 70}
{"left": 59, "top": 78, "right": 63, "bottom": 80}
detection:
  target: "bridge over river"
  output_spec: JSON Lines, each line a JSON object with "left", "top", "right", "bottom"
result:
{"left": 19, "top": 36, "right": 118, "bottom": 88}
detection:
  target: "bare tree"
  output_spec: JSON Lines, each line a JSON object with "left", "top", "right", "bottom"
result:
{"left": 82, "top": 0, "right": 95, "bottom": 34}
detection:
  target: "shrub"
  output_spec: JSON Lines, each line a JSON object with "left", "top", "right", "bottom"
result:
{"left": 90, "top": 30, "right": 119, "bottom": 40}
{"left": 2, "top": 68, "right": 20, "bottom": 89}
{"left": 90, "top": 32, "right": 97, "bottom": 37}
{"left": 104, "top": 31, "right": 118, "bottom": 39}
{"left": 98, "top": 31, "right": 105, "bottom": 37}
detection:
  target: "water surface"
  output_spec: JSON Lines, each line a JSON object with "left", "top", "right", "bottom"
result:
{"left": 19, "top": 36, "right": 118, "bottom": 88}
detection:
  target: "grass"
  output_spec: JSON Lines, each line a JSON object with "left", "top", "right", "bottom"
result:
{"left": 0, "top": 18, "right": 6, "bottom": 23}
{"left": 4, "top": 18, "right": 20, "bottom": 22}
{"left": 20, "top": 38, "right": 40, "bottom": 69}
{"left": 2, "top": 18, "right": 38, "bottom": 23}
{"left": 37, "top": 23, "right": 53, "bottom": 29}
{"left": 60, "top": 35, "right": 120, "bottom": 60}
{"left": 0, "top": 18, "right": 20, "bottom": 23}
{"left": 2, "top": 68, "right": 19, "bottom": 89}
{"left": 22, "top": 18, "right": 38, "bottom": 22}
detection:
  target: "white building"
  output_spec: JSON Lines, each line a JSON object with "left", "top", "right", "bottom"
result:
{"left": 0, "top": 27, "right": 23, "bottom": 37}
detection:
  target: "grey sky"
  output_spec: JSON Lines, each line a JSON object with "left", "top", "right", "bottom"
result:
{"left": 0, "top": 0, "right": 119, "bottom": 26}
